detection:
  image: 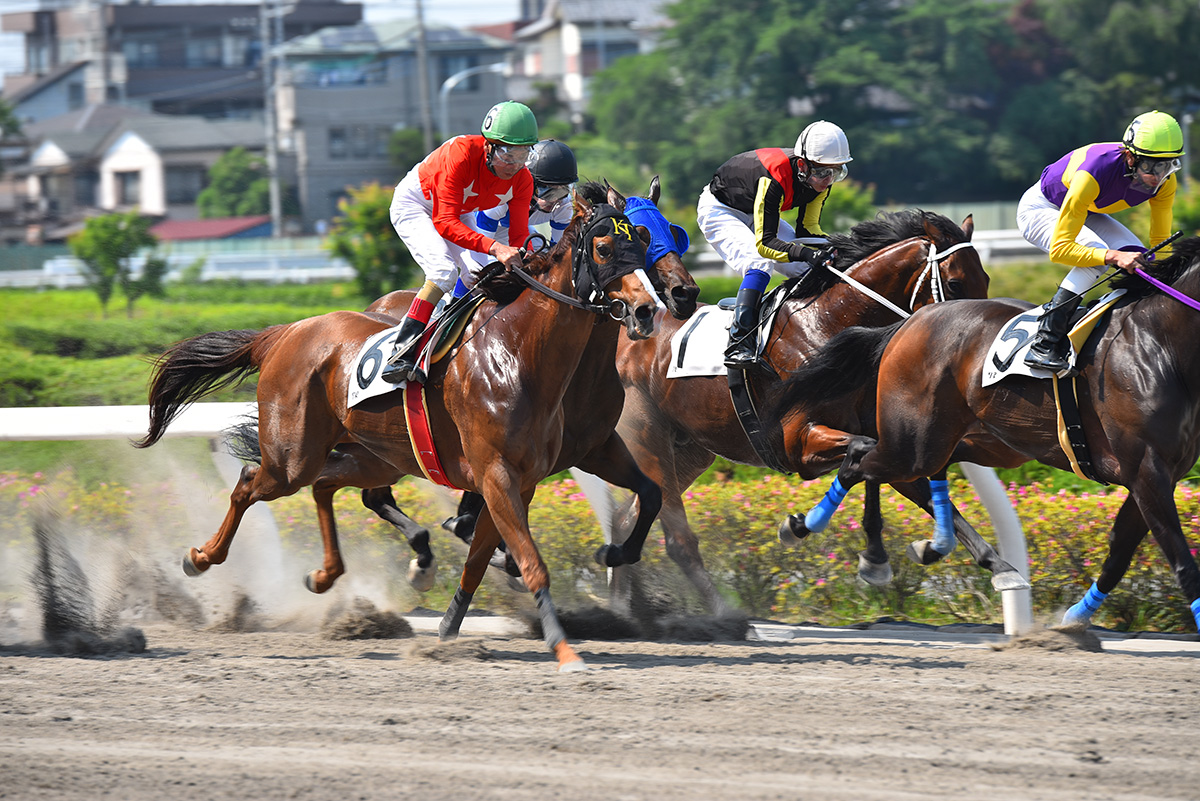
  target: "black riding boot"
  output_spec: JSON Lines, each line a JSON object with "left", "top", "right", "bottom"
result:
{"left": 380, "top": 315, "right": 428, "bottom": 384}
{"left": 724, "top": 286, "right": 764, "bottom": 369}
{"left": 1023, "top": 287, "right": 1080, "bottom": 374}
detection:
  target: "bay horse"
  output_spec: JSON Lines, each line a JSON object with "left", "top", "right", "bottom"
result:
{"left": 608, "top": 210, "right": 1029, "bottom": 614}
{"left": 136, "top": 196, "right": 661, "bottom": 671}
{"left": 242, "top": 179, "right": 698, "bottom": 596}
{"left": 791, "top": 235, "right": 1200, "bottom": 632}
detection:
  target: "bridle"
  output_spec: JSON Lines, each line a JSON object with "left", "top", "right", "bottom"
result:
{"left": 825, "top": 237, "right": 976, "bottom": 319}
{"left": 507, "top": 203, "right": 644, "bottom": 321}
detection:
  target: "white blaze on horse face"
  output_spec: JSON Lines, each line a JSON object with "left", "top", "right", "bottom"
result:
{"left": 634, "top": 268, "right": 666, "bottom": 310}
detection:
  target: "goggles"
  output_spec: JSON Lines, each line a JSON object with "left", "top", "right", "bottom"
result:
{"left": 492, "top": 144, "right": 531, "bottom": 165}
{"left": 534, "top": 182, "right": 573, "bottom": 204}
{"left": 807, "top": 162, "right": 849, "bottom": 183}
{"left": 1134, "top": 157, "right": 1181, "bottom": 180}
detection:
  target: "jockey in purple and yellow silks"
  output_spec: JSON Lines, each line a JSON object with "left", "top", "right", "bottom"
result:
{"left": 1016, "top": 110, "right": 1185, "bottom": 373}
{"left": 698, "top": 120, "right": 847, "bottom": 369}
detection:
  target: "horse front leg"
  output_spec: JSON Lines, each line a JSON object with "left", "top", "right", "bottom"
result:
{"left": 888, "top": 478, "right": 1030, "bottom": 592}
{"left": 585, "top": 433, "right": 662, "bottom": 570}
{"left": 1063, "top": 494, "right": 1148, "bottom": 626}
{"left": 361, "top": 486, "right": 437, "bottom": 592}
{"left": 790, "top": 434, "right": 875, "bottom": 536}
{"left": 856, "top": 481, "right": 892, "bottom": 586}
{"left": 441, "top": 491, "right": 486, "bottom": 544}
{"left": 1127, "top": 472, "right": 1200, "bottom": 632}
{"left": 439, "top": 506, "right": 503, "bottom": 640}
{"left": 480, "top": 466, "right": 586, "bottom": 672}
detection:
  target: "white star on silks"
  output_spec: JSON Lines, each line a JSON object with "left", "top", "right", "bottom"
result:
{"left": 494, "top": 186, "right": 514, "bottom": 206}
{"left": 462, "top": 182, "right": 478, "bottom": 203}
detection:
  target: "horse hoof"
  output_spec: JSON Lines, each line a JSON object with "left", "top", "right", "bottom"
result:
{"left": 182, "top": 548, "right": 205, "bottom": 577}
{"left": 857, "top": 552, "right": 893, "bottom": 586}
{"left": 558, "top": 658, "right": 589, "bottom": 673}
{"left": 905, "top": 540, "right": 946, "bottom": 566}
{"left": 991, "top": 570, "right": 1031, "bottom": 592}
{"left": 304, "top": 570, "right": 334, "bottom": 594}
{"left": 594, "top": 544, "right": 623, "bottom": 568}
{"left": 778, "top": 515, "right": 811, "bottom": 546}
{"left": 408, "top": 558, "right": 437, "bottom": 592}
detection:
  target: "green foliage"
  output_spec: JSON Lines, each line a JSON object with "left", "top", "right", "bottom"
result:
{"left": 327, "top": 182, "right": 420, "bottom": 298}
{"left": 196, "top": 147, "right": 270, "bottom": 218}
{"left": 67, "top": 210, "right": 159, "bottom": 318}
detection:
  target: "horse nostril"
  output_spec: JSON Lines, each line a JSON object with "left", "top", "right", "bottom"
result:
{"left": 635, "top": 304, "right": 655, "bottom": 324}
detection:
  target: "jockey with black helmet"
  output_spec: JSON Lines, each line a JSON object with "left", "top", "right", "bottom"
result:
{"left": 1017, "top": 110, "right": 1185, "bottom": 374}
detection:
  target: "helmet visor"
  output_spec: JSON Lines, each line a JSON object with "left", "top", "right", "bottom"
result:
{"left": 808, "top": 163, "right": 849, "bottom": 183}
{"left": 534, "top": 182, "right": 573, "bottom": 204}
{"left": 493, "top": 144, "right": 532, "bottom": 165}
{"left": 1135, "top": 157, "right": 1181, "bottom": 179}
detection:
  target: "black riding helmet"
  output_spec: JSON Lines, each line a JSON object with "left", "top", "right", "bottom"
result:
{"left": 527, "top": 139, "right": 578, "bottom": 186}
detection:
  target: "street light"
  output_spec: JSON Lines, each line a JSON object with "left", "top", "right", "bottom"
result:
{"left": 438, "top": 62, "right": 508, "bottom": 141}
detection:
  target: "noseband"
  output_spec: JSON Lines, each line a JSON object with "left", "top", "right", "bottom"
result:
{"left": 830, "top": 237, "right": 976, "bottom": 319}
{"left": 509, "top": 204, "right": 644, "bottom": 320}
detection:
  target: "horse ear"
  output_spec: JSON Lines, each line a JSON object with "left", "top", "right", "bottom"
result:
{"left": 922, "top": 214, "right": 942, "bottom": 243}
{"left": 636, "top": 225, "right": 652, "bottom": 247}
{"left": 648, "top": 175, "right": 661, "bottom": 206}
{"left": 604, "top": 179, "right": 625, "bottom": 211}
{"left": 575, "top": 193, "right": 593, "bottom": 217}
{"left": 960, "top": 214, "right": 974, "bottom": 241}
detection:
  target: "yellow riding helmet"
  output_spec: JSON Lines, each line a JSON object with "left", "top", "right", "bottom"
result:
{"left": 1123, "top": 110, "right": 1186, "bottom": 158}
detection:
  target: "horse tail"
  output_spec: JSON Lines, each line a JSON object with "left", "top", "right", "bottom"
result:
{"left": 779, "top": 321, "right": 904, "bottom": 412}
{"left": 134, "top": 324, "right": 290, "bottom": 449}
{"left": 224, "top": 415, "right": 263, "bottom": 464}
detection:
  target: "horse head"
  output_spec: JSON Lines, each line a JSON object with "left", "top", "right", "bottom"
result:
{"left": 824, "top": 210, "right": 990, "bottom": 315}
{"left": 569, "top": 192, "right": 661, "bottom": 340}
{"left": 579, "top": 178, "right": 700, "bottom": 320}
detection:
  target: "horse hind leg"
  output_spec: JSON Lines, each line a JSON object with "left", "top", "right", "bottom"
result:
{"left": 185, "top": 461, "right": 287, "bottom": 577}
{"left": 857, "top": 481, "right": 893, "bottom": 586}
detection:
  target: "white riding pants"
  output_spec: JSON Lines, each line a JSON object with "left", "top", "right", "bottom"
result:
{"left": 1016, "top": 182, "right": 1142, "bottom": 295}
{"left": 696, "top": 185, "right": 820, "bottom": 279}
{"left": 390, "top": 169, "right": 486, "bottom": 293}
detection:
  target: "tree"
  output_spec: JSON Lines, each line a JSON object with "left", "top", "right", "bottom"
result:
{"left": 121, "top": 254, "right": 169, "bottom": 318}
{"left": 388, "top": 128, "right": 434, "bottom": 176}
{"left": 0, "top": 98, "right": 23, "bottom": 178}
{"left": 326, "top": 182, "right": 419, "bottom": 300}
{"left": 68, "top": 211, "right": 159, "bottom": 318}
{"left": 196, "top": 147, "right": 270, "bottom": 218}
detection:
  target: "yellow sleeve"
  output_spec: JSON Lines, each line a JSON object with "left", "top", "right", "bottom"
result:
{"left": 1148, "top": 175, "right": 1177, "bottom": 258}
{"left": 801, "top": 189, "right": 828, "bottom": 237}
{"left": 1048, "top": 173, "right": 1107, "bottom": 268}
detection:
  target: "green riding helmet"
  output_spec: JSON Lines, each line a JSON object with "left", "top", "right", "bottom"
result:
{"left": 480, "top": 101, "right": 539, "bottom": 146}
{"left": 1123, "top": 110, "right": 1186, "bottom": 158}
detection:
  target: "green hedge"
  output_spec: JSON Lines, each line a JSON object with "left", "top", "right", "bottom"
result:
{"left": 3, "top": 468, "right": 1196, "bottom": 632}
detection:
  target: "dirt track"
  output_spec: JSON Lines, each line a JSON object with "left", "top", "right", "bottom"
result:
{"left": 2, "top": 616, "right": 1198, "bottom": 801}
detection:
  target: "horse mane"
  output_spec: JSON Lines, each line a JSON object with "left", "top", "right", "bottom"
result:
{"left": 1109, "top": 236, "right": 1200, "bottom": 301}
{"left": 786, "top": 209, "right": 968, "bottom": 300}
{"left": 477, "top": 207, "right": 585, "bottom": 305}
{"left": 576, "top": 180, "right": 609, "bottom": 206}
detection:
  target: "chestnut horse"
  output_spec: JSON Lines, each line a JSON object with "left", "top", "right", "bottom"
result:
{"left": 136, "top": 197, "right": 660, "bottom": 671}
{"left": 792, "top": 236, "right": 1200, "bottom": 632}
{"left": 217, "top": 180, "right": 699, "bottom": 596}
{"left": 608, "top": 210, "right": 1029, "bottom": 614}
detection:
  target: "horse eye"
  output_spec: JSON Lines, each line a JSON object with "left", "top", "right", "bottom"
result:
{"left": 946, "top": 280, "right": 965, "bottom": 298}
{"left": 595, "top": 240, "right": 613, "bottom": 258}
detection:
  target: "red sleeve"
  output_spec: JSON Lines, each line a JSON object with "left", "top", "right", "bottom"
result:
{"left": 505, "top": 171, "right": 535, "bottom": 249}
{"left": 424, "top": 137, "right": 495, "bottom": 254}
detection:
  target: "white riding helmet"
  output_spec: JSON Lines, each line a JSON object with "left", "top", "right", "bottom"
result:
{"left": 795, "top": 120, "right": 853, "bottom": 165}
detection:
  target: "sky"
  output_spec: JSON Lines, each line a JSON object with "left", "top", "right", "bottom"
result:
{"left": 0, "top": 0, "right": 522, "bottom": 75}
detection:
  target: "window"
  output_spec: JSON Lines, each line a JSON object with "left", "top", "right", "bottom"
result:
{"left": 581, "top": 41, "right": 639, "bottom": 76}
{"left": 123, "top": 41, "right": 159, "bottom": 69}
{"left": 350, "top": 125, "right": 371, "bottom": 159}
{"left": 165, "top": 166, "right": 207, "bottom": 204}
{"left": 115, "top": 171, "right": 140, "bottom": 206}
{"left": 67, "top": 82, "right": 84, "bottom": 111}
{"left": 75, "top": 171, "right": 99, "bottom": 207}
{"left": 375, "top": 126, "right": 392, "bottom": 159}
{"left": 185, "top": 39, "right": 223, "bottom": 68}
{"left": 440, "top": 54, "right": 480, "bottom": 92}
{"left": 328, "top": 127, "right": 347, "bottom": 159}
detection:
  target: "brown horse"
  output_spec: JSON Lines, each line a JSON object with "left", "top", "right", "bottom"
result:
{"left": 607, "top": 210, "right": 1030, "bottom": 614}
{"left": 136, "top": 196, "right": 660, "bottom": 671}
{"left": 791, "top": 235, "right": 1200, "bottom": 632}
{"left": 215, "top": 179, "right": 699, "bottom": 597}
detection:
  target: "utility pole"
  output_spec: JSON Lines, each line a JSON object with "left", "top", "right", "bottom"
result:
{"left": 414, "top": 0, "right": 435, "bottom": 152}
{"left": 259, "top": 0, "right": 283, "bottom": 237}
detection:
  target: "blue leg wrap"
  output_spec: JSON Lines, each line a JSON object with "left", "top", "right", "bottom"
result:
{"left": 1191, "top": 597, "right": 1200, "bottom": 633}
{"left": 805, "top": 477, "right": 848, "bottom": 533}
{"left": 452, "top": 277, "right": 469, "bottom": 299}
{"left": 929, "top": 479, "right": 956, "bottom": 555}
{"left": 1062, "top": 582, "right": 1107, "bottom": 626}
{"left": 740, "top": 269, "right": 771, "bottom": 294}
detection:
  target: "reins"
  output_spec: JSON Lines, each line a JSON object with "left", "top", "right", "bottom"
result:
{"left": 821, "top": 237, "right": 976, "bottom": 319}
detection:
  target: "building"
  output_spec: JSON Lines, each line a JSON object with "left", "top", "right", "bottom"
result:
{"left": 275, "top": 17, "right": 512, "bottom": 232}
{"left": 512, "top": 0, "right": 671, "bottom": 121}
{"left": 1, "top": 0, "right": 362, "bottom": 122}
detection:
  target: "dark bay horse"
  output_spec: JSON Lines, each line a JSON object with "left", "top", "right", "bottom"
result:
{"left": 610, "top": 210, "right": 1029, "bottom": 614}
{"left": 136, "top": 197, "right": 661, "bottom": 671}
{"left": 222, "top": 180, "right": 698, "bottom": 596}
{"left": 793, "top": 236, "right": 1200, "bottom": 632}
